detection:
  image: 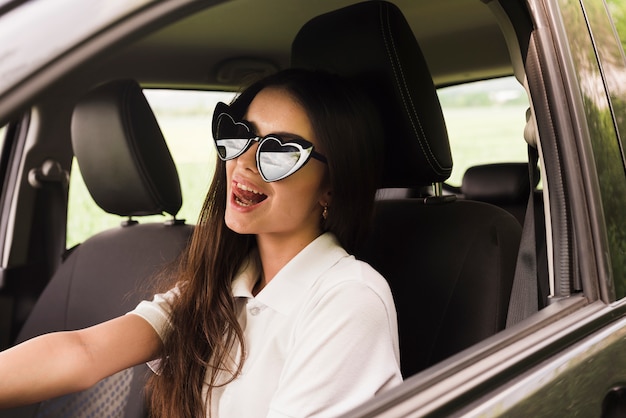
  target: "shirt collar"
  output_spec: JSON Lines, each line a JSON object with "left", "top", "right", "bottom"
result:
{"left": 230, "top": 233, "right": 348, "bottom": 315}
{"left": 231, "top": 251, "right": 261, "bottom": 299}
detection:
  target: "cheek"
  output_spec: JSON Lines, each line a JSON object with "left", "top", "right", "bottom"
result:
{"left": 275, "top": 171, "right": 326, "bottom": 212}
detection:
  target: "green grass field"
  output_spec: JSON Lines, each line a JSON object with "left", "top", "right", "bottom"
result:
{"left": 443, "top": 104, "right": 529, "bottom": 185}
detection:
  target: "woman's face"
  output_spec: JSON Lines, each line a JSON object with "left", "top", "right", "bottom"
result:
{"left": 224, "top": 87, "right": 330, "bottom": 245}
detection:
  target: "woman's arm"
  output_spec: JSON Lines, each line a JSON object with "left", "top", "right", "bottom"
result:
{"left": 0, "top": 314, "right": 161, "bottom": 408}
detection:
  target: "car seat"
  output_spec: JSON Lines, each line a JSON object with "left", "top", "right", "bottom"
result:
{"left": 0, "top": 80, "right": 193, "bottom": 418}
{"left": 292, "top": 1, "right": 523, "bottom": 377}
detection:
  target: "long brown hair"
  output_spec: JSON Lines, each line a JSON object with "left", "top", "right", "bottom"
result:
{"left": 147, "top": 69, "right": 383, "bottom": 417}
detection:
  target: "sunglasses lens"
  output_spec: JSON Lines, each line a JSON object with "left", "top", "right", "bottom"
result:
{"left": 258, "top": 138, "right": 307, "bottom": 181}
{"left": 216, "top": 138, "right": 250, "bottom": 160}
{"left": 214, "top": 113, "right": 253, "bottom": 160}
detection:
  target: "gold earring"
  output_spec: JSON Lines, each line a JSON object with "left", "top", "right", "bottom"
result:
{"left": 322, "top": 204, "right": 329, "bottom": 220}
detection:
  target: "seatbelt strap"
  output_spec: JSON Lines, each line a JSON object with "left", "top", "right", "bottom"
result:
{"left": 506, "top": 146, "right": 539, "bottom": 327}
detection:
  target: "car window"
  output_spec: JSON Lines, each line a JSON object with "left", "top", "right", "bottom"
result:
{"left": 438, "top": 76, "right": 530, "bottom": 187}
{"left": 66, "top": 89, "right": 236, "bottom": 248}
{"left": 576, "top": 0, "right": 626, "bottom": 300}
{"left": 607, "top": 0, "right": 626, "bottom": 52}
{"left": 607, "top": 0, "right": 626, "bottom": 299}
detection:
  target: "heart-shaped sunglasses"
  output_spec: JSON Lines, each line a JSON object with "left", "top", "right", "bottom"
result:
{"left": 212, "top": 102, "right": 327, "bottom": 182}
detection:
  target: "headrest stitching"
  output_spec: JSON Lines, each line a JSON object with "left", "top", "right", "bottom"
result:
{"left": 379, "top": 3, "right": 448, "bottom": 175}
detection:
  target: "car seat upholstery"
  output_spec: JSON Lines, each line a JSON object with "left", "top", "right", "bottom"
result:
{"left": 461, "top": 162, "right": 539, "bottom": 224}
{"left": 0, "top": 80, "right": 193, "bottom": 418}
{"left": 292, "top": 1, "right": 523, "bottom": 377}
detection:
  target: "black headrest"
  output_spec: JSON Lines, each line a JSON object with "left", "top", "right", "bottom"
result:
{"left": 71, "top": 79, "right": 182, "bottom": 217}
{"left": 291, "top": 1, "right": 452, "bottom": 188}
{"left": 461, "top": 163, "right": 538, "bottom": 204}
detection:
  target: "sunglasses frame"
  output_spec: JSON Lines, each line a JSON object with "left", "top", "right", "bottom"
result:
{"left": 212, "top": 102, "right": 327, "bottom": 182}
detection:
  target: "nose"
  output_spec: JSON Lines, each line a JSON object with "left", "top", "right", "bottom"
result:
{"left": 235, "top": 140, "right": 260, "bottom": 174}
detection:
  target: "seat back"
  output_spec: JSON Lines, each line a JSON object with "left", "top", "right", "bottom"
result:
{"left": 1, "top": 80, "right": 193, "bottom": 418}
{"left": 292, "top": 1, "right": 522, "bottom": 377}
{"left": 357, "top": 199, "right": 521, "bottom": 373}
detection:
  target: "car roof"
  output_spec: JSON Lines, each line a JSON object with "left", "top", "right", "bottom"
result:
{"left": 0, "top": 0, "right": 514, "bottom": 124}
{"left": 95, "top": 0, "right": 512, "bottom": 90}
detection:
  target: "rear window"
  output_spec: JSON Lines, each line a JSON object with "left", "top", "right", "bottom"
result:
{"left": 438, "top": 76, "right": 530, "bottom": 187}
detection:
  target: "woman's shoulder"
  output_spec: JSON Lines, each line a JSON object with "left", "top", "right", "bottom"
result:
{"left": 315, "top": 233, "right": 382, "bottom": 277}
{"left": 295, "top": 256, "right": 399, "bottom": 352}
{"left": 331, "top": 255, "right": 390, "bottom": 290}
{"left": 311, "top": 254, "right": 395, "bottom": 310}
{"left": 294, "top": 233, "right": 395, "bottom": 312}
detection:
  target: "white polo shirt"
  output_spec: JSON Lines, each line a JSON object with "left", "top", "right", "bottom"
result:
{"left": 129, "top": 232, "right": 402, "bottom": 417}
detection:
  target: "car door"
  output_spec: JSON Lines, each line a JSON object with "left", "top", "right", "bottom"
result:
{"left": 344, "top": 0, "right": 626, "bottom": 416}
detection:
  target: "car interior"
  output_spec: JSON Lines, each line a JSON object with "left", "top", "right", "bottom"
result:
{"left": 0, "top": 0, "right": 553, "bottom": 416}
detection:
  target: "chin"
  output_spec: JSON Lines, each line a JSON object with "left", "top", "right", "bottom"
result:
{"left": 225, "top": 216, "right": 254, "bottom": 236}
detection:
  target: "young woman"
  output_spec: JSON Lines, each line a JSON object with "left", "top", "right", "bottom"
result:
{"left": 0, "top": 69, "right": 402, "bottom": 417}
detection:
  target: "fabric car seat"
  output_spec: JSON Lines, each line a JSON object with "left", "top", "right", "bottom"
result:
{"left": 292, "top": 1, "right": 523, "bottom": 377}
{"left": 0, "top": 80, "right": 193, "bottom": 418}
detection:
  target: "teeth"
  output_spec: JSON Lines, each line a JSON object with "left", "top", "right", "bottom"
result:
{"left": 236, "top": 182, "right": 263, "bottom": 195}
{"left": 232, "top": 181, "right": 268, "bottom": 208}
{"left": 235, "top": 196, "right": 252, "bottom": 207}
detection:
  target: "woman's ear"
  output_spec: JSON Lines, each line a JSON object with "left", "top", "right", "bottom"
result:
{"left": 319, "top": 189, "right": 332, "bottom": 207}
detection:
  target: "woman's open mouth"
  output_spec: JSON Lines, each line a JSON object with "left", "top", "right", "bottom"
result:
{"left": 232, "top": 181, "right": 268, "bottom": 207}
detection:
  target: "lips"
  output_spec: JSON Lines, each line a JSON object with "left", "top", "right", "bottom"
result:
{"left": 233, "top": 181, "right": 268, "bottom": 207}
